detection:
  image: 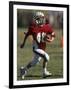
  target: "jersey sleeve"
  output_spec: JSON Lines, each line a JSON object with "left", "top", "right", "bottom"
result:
{"left": 47, "top": 24, "right": 53, "bottom": 34}
{"left": 47, "top": 24, "right": 55, "bottom": 37}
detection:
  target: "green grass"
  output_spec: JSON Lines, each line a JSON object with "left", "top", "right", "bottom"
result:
{"left": 17, "top": 28, "right": 63, "bottom": 80}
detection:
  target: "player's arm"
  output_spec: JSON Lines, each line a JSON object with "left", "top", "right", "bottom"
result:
{"left": 20, "top": 32, "right": 29, "bottom": 48}
{"left": 46, "top": 32, "right": 55, "bottom": 42}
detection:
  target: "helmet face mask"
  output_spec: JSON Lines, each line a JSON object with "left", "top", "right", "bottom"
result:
{"left": 35, "top": 17, "right": 45, "bottom": 25}
{"left": 34, "top": 12, "right": 45, "bottom": 25}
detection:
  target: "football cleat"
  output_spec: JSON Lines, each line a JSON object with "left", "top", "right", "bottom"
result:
{"left": 43, "top": 71, "right": 52, "bottom": 78}
{"left": 20, "top": 67, "right": 27, "bottom": 79}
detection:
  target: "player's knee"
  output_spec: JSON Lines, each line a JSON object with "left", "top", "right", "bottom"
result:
{"left": 44, "top": 53, "right": 50, "bottom": 61}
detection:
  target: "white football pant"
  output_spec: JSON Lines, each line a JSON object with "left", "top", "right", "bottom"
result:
{"left": 30, "top": 41, "right": 49, "bottom": 66}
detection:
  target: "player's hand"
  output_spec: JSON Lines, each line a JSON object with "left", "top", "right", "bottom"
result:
{"left": 44, "top": 34, "right": 54, "bottom": 42}
{"left": 46, "top": 37, "right": 54, "bottom": 42}
{"left": 46, "top": 38, "right": 52, "bottom": 42}
{"left": 44, "top": 34, "right": 51, "bottom": 42}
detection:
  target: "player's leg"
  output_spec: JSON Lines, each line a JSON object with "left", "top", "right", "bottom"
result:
{"left": 42, "top": 60, "right": 52, "bottom": 77}
{"left": 43, "top": 60, "right": 47, "bottom": 74}
{"left": 43, "top": 52, "right": 52, "bottom": 76}
{"left": 20, "top": 54, "right": 41, "bottom": 79}
{"left": 25, "top": 54, "right": 41, "bottom": 69}
{"left": 33, "top": 48, "right": 52, "bottom": 77}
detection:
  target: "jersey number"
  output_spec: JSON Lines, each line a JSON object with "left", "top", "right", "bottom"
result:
{"left": 37, "top": 32, "right": 46, "bottom": 43}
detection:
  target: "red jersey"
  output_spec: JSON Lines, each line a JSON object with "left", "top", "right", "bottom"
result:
{"left": 27, "top": 23, "right": 54, "bottom": 50}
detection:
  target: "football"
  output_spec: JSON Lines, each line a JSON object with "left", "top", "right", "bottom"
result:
{"left": 46, "top": 34, "right": 52, "bottom": 39}
{"left": 44, "top": 34, "right": 52, "bottom": 42}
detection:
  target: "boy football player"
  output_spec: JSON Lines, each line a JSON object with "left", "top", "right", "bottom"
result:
{"left": 20, "top": 12, "right": 55, "bottom": 79}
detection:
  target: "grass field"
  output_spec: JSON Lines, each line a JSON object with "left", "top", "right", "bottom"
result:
{"left": 17, "top": 28, "right": 63, "bottom": 80}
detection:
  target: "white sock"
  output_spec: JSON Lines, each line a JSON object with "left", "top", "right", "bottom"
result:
{"left": 43, "top": 68, "right": 47, "bottom": 73}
